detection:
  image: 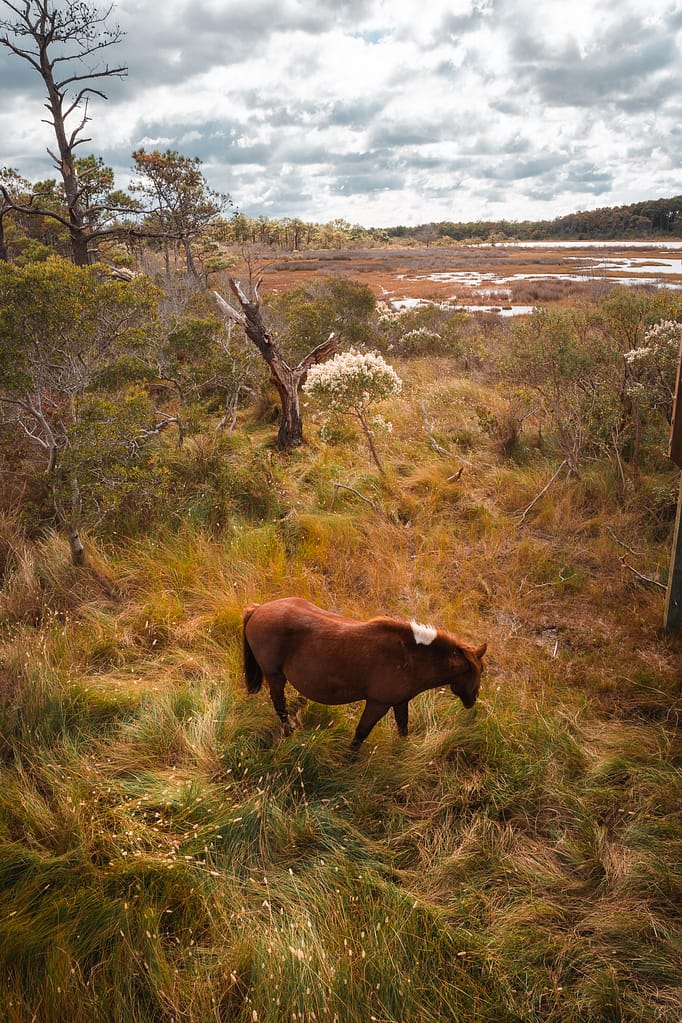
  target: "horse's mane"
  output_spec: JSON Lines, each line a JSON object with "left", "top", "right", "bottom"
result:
{"left": 369, "top": 615, "right": 466, "bottom": 651}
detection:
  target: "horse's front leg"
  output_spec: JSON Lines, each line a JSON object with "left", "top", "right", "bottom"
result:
{"left": 266, "top": 671, "right": 293, "bottom": 735}
{"left": 393, "top": 700, "right": 409, "bottom": 737}
{"left": 350, "top": 700, "right": 391, "bottom": 752}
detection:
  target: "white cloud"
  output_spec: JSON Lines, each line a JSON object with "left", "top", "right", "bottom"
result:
{"left": 1, "top": 0, "right": 680, "bottom": 226}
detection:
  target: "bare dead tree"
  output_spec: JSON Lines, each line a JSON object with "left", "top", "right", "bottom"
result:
{"left": 214, "top": 276, "right": 337, "bottom": 449}
{"left": 0, "top": 0, "right": 128, "bottom": 265}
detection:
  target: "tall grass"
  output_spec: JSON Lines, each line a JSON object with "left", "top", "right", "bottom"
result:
{"left": 0, "top": 359, "right": 680, "bottom": 1021}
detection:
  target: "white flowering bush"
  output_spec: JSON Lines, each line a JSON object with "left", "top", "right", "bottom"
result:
{"left": 624, "top": 319, "right": 681, "bottom": 420}
{"left": 376, "top": 300, "right": 406, "bottom": 327}
{"left": 304, "top": 348, "right": 402, "bottom": 411}
{"left": 399, "top": 326, "right": 443, "bottom": 353}
{"left": 303, "top": 348, "right": 402, "bottom": 471}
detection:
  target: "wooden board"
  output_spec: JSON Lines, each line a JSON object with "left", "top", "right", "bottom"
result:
{"left": 664, "top": 476, "right": 682, "bottom": 633}
{"left": 669, "top": 336, "right": 682, "bottom": 468}
{"left": 665, "top": 337, "right": 682, "bottom": 632}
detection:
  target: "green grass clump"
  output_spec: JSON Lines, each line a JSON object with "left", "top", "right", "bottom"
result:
{"left": 1, "top": 356, "right": 680, "bottom": 1021}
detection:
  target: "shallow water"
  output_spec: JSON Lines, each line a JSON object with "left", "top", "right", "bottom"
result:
{"left": 394, "top": 247, "right": 682, "bottom": 303}
{"left": 570, "top": 256, "right": 682, "bottom": 276}
{"left": 264, "top": 240, "right": 682, "bottom": 312}
{"left": 502, "top": 240, "right": 682, "bottom": 250}
{"left": 391, "top": 297, "right": 537, "bottom": 316}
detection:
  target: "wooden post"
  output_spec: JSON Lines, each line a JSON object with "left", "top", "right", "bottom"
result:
{"left": 664, "top": 335, "right": 682, "bottom": 633}
{"left": 664, "top": 477, "right": 682, "bottom": 633}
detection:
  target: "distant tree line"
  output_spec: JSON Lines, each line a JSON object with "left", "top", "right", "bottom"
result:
{"left": 390, "top": 196, "right": 682, "bottom": 245}
{"left": 164, "top": 195, "right": 682, "bottom": 252}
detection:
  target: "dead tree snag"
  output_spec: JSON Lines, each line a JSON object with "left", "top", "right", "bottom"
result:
{"left": 214, "top": 277, "right": 337, "bottom": 449}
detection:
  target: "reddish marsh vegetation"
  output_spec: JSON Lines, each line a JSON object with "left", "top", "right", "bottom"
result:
{"left": 251, "top": 242, "right": 682, "bottom": 312}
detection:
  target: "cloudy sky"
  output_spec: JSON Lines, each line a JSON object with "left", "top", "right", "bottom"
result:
{"left": 1, "top": 0, "right": 681, "bottom": 227}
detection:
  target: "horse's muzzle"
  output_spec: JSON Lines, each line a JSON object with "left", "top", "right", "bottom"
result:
{"left": 450, "top": 682, "right": 478, "bottom": 708}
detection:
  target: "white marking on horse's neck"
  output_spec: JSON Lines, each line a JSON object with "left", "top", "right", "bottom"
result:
{"left": 410, "top": 620, "right": 437, "bottom": 645}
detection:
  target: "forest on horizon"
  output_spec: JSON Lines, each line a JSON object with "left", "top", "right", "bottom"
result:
{"left": 388, "top": 193, "right": 682, "bottom": 245}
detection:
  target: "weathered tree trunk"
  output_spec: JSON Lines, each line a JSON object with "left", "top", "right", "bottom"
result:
{"left": 68, "top": 223, "right": 90, "bottom": 266}
{"left": 182, "top": 237, "right": 201, "bottom": 285}
{"left": 214, "top": 278, "right": 337, "bottom": 449}
{"left": 0, "top": 217, "right": 8, "bottom": 262}
{"left": 66, "top": 524, "right": 85, "bottom": 566}
{"left": 54, "top": 476, "right": 86, "bottom": 566}
{"left": 273, "top": 366, "right": 304, "bottom": 448}
{"left": 43, "top": 69, "right": 91, "bottom": 265}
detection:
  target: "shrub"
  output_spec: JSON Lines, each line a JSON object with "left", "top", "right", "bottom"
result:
{"left": 624, "top": 319, "right": 681, "bottom": 423}
{"left": 304, "top": 349, "right": 402, "bottom": 473}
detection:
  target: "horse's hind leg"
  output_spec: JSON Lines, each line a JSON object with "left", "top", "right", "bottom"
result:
{"left": 350, "top": 700, "right": 390, "bottom": 751}
{"left": 266, "top": 671, "right": 293, "bottom": 734}
{"left": 393, "top": 701, "right": 409, "bottom": 737}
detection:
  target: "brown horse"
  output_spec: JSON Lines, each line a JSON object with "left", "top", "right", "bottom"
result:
{"left": 242, "top": 597, "right": 486, "bottom": 750}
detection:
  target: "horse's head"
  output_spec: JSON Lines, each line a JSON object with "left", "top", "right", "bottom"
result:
{"left": 449, "top": 642, "right": 487, "bottom": 708}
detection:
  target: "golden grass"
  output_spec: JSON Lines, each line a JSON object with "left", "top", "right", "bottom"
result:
{"left": 0, "top": 355, "right": 680, "bottom": 1022}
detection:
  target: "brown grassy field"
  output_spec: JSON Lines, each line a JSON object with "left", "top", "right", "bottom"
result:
{"left": 244, "top": 243, "right": 682, "bottom": 310}
{"left": 1, "top": 252, "right": 681, "bottom": 1022}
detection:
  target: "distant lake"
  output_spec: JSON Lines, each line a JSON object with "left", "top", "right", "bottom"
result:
{"left": 501, "top": 240, "right": 682, "bottom": 249}
{"left": 262, "top": 242, "right": 682, "bottom": 314}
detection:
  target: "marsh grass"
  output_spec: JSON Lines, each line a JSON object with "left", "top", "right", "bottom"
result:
{"left": 1, "top": 358, "right": 680, "bottom": 1021}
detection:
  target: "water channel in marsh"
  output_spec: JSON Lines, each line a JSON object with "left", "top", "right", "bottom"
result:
{"left": 251, "top": 240, "right": 682, "bottom": 317}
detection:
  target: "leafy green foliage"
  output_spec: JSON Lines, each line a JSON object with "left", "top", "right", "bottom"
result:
{"left": 159, "top": 314, "right": 262, "bottom": 419}
{"left": 503, "top": 308, "right": 600, "bottom": 472}
{"left": 502, "top": 293, "right": 682, "bottom": 474}
{"left": 600, "top": 286, "right": 680, "bottom": 352}
{"left": 131, "top": 149, "right": 231, "bottom": 282}
{"left": 56, "top": 387, "right": 172, "bottom": 527}
{"left": 624, "top": 319, "right": 681, "bottom": 422}
{"left": 0, "top": 256, "right": 158, "bottom": 401}
{"left": 265, "top": 278, "right": 377, "bottom": 362}
{"left": 0, "top": 256, "right": 161, "bottom": 544}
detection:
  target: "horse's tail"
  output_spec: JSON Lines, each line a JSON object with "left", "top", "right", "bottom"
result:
{"left": 243, "top": 604, "right": 263, "bottom": 694}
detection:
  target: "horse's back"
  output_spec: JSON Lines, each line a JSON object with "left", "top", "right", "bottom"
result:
{"left": 247, "top": 597, "right": 349, "bottom": 631}
{"left": 243, "top": 598, "right": 382, "bottom": 700}
{"left": 243, "top": 597, "right": 331, "bottom": 657}
{"left": 246, "top": 598, "right": 406, "bottom": 649}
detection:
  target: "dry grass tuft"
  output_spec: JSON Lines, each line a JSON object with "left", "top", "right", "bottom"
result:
{"left": 0, "top": 348, "right": 680, "bottom": 1022}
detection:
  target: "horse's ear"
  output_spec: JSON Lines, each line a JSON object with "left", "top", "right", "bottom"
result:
{"left": 476, "top": 642, "right": 487, "bottom": 659}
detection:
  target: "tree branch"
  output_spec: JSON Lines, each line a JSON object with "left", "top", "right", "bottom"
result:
{"left": 57, "top": 65, "right": 127, "bottom": 87}
{"left": 296, "top": 332, "right": 337, "bottom": 376}
{"left": 516, "top": 460, "right": 568, "bottom": 522}
{"left": 620, "top": 556, "right": 666, "bottom": 591}
{"left": 0, "top": 36, "right": 41, "bottom": 71}
{"left": 606, "top": 526, "right": 644, "bottom": 557}
{"left": 136, "top": 413, "right": 184, "bottom": 447}
{"left": 330, "top": 481, "right": 380, "bottom": 514}
{"left": 420, "top": 400, "right": 450, "bottom": 456}
{"left": 0, "top": 183, "right": 72, "bottom": 228}
{"left": 229, "top": 276, "right": 252, "bottom": 307}
{"left": 213, "top": 290, "right": 247, "bottom": 328}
